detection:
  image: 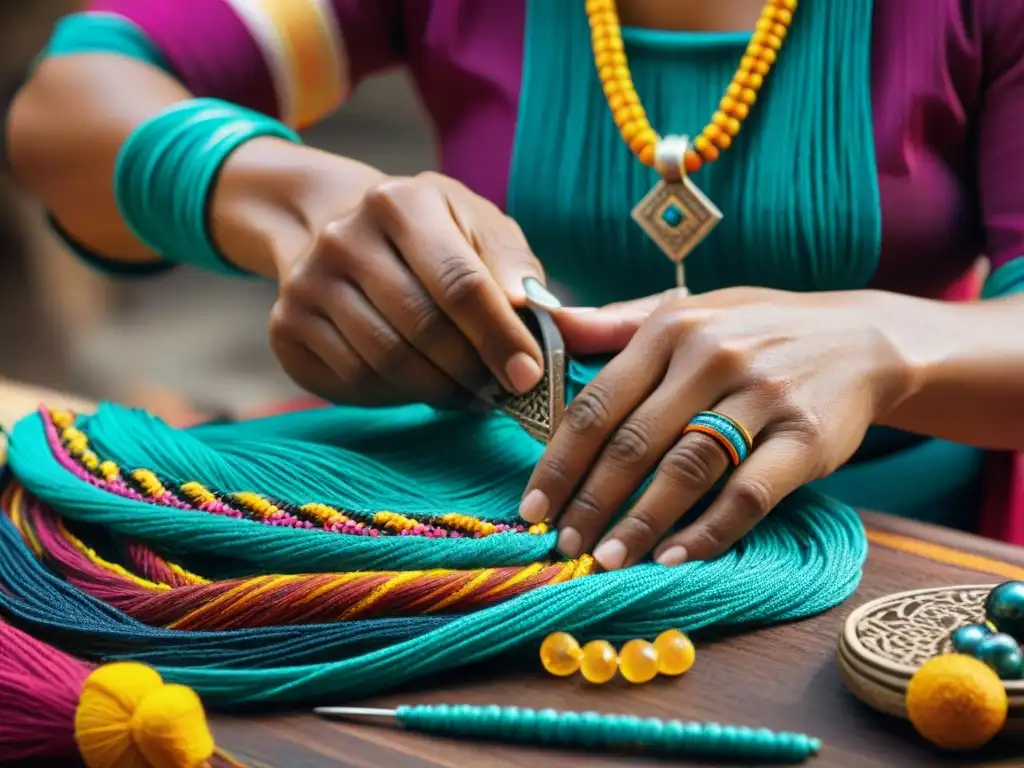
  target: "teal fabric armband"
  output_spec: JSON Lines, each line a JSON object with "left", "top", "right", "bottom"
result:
{"left": 981, "top": 256, "right": 1024, "bottom": 299}
{"left": 42, "top": 12, "right": 173, "bottom": 75}
{"left": 114, "top": 98, "right": 301, "bottom": 276}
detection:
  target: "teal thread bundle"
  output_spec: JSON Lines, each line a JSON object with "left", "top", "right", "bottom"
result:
{"left": 0, "top": 361, "right": 868, "bottom": 706}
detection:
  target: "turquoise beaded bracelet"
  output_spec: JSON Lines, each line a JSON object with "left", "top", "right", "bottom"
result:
{"left": 114, "top": 98, "right": 301, "bottom": 276}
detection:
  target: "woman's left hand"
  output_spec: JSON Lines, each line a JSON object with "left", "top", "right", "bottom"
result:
{"left": 518, "top": 286, "right": 918, "bottom": 570}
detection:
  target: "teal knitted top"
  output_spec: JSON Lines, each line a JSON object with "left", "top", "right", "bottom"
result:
{"left": 504, "top": 1, "right": 981, "bottom": 528}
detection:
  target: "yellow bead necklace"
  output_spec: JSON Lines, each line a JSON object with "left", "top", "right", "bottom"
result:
{"left": 585, "top": 0, "right": 797, "bottom": 289}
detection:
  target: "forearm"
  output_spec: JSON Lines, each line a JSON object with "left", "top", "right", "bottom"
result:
{"left": 874, "top": 290, "right": 1024, "bottom": 451}
{"left": 7, "top": 55, "right": 385, "bottom": 278}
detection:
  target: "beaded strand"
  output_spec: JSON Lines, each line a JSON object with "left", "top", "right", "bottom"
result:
{"left": 396, "top": 704, "right": 821, "bottom": 763}
{"left": 586, "top": 0, "right": 797, "bottom": 173}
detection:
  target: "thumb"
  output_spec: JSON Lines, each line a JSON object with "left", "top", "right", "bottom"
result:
{"left": 555, "top": 293, "right": 666, "bottom": 355}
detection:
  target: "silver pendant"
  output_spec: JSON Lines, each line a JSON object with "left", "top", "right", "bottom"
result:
{"left": 495, "top": 307, "right": 566, "bottom": 444}
{"left": 631, "top": 135, "right": 722, "bottom": 289}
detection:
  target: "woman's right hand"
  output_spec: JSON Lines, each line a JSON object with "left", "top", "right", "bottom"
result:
{"left": 268, "top": 171, "right": 550, "bottom": 407}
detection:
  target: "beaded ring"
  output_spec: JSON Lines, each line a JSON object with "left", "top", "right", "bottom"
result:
{"left": 683, "top": 411, "right": 753, "bottom": 466}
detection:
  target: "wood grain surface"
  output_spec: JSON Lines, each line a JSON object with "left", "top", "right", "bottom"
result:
{"left": 2, "top": 381, "right": 1023, "bottom": 767}
{"left": 209, "top": 520, "right": 1024, "bottom": 768}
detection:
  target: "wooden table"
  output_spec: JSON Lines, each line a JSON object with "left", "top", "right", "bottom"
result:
{"left": 2, "top": 381, "right": 1023, "bottom": 768}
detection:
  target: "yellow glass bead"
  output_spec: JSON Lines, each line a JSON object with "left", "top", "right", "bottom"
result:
{"left": 740, "top": 55, "right": 757, "bottom": 71}
{"left": 654, "top": 630, "right": 696, "bottom": 676}
{"left": 621, "top": 120, "right": 642, "bottom": 141}
{"left": 739, "top": 88, "right": 758, "bottom": 105}
{"left": 540, "top": 632, "right": 582, "bottom": 677}
{"left": 613, "top": 106, "right": 636, "bottom": 127}
{"left": 752, "top": 60, "right": 771, "bottom": 76}
{"left": 695, "top": 140, "right": 719, "bottom": 162}
{"left": 580, "top": 640, "right": 619, "bottom": 684}
{"left": 711, "top": 132, "right": 731, "bottom": 150}
{"left": 595, "top": 50, "right": 626, "bottom": 68}
{"left": 619, "top": 639, "right": 660, "bottom": 684}
{"left": 618, "top": 103, "right": 642, "bottom": 121}
{"left": 593, "top": 36, "right": 624, "bottom": 55}
{"left": 638, "top": 143, "right": 656, "bottom": 166}
{"left": 772, "top": 22, "right": 788, "bottom": 38}
{"left": 775, "top": 8, "right": 793, "bottom": 24}
{"left": 602, "top": 80, "right": 624, "bottom": 98}
{"left": 761, "top": 47, "right": 777, "bottom": 64}
{"left": 744, "top": 73, "right": 764, "bottom": 90}
{"left": 629, "top": 128, "right": 657, "bottom": 154}
{"left": 726, "top": 82, "right": 743, "bottom": 99}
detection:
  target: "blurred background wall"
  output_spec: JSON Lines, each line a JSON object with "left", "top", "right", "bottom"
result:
{"left": 1, "top": 6, "right": 436, "bottom": 414}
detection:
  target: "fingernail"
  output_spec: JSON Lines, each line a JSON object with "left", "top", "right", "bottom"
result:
{"left": 656, "top": 545, "right": 688, "bottom": 567}
{"left": 523, "top": 277, "right": 562, "bottom": 310}
{"left": 593, "top": 538, "right": 627, "bottom": 571}
{"left": 558, "top": 306, "right": 598, "bottom": 314}
{"left": 557, "top": 526, "right": 582, "bottom": 557}
{"left": 505, "top": 352, "right": 543, "bottom": 394}
{"left": 519, "top": 489, "right": 549, "bottom": 523}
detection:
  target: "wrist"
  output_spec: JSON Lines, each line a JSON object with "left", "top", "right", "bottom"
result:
{"left": 844, "top": 289, "right": 956, "bottom": 421}
{"left": 211, "top": 138, "right": 389, "bottom": 280}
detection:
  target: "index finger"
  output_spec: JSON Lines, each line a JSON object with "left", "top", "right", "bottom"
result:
{"left": 371, "top": 182, "right": 544, "bottom": 395}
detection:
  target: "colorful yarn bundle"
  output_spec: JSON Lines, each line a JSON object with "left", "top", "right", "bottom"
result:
{"left": 0, "top": 361, "right": 868, "bottom": 721}
{"left": 0, "top": 617, "right": 240, "bottom": 767}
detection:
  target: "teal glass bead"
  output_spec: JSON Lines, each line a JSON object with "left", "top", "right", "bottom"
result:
{"left": 974, "top": 632, "right": 1024, "bottom": 680}
{"left": 661, "top": 203, "right": 685, "bottom": 228}
{"left": 536, "top": 708, "right": 560, "bottom": 742}
{"left": 638, "top": 717, "right": 664, "bottom": 744}
{"left": 662, "top": 720, "right": 686, "bottom": 750}
{"left": 985, "top": 580, "right": 1024, "bottom": 640}
{"left": 950, "top": 623, "right": 993, "bottom": 655}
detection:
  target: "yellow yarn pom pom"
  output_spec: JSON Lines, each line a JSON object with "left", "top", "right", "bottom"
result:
{"left": 905, "top": 654, "right": 1007, "bottom": 751}
{"left": 75, "top": 662, "right": 215, "bottom": 768}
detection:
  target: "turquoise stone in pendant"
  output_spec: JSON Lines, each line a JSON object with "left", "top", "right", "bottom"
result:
{"left": 974, "top": 632, "right": 1024, "bottom": 680}
{"left": 661, "top": 203, "right": 684, "bottom": 229}
{"left": 950, "top": 623, "right": 992, "bottom": 655}
{"left": 985, "top": 580, "right": 1024, "bottom": 640}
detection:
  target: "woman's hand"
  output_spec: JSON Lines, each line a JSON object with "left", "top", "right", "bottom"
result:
{"left": 520, "top": 287, "right": 919, "bottom": 570}
{"left": 269, "top": 171, "right": 553, "bottom": 407}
